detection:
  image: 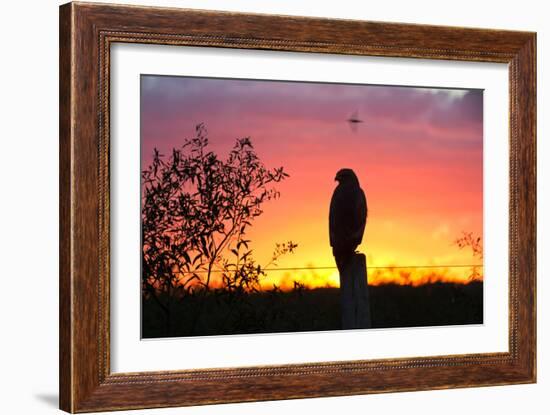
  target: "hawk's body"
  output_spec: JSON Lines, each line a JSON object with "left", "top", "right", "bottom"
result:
{"left": 329, "top": 169, "right": 368, "bottom": 272}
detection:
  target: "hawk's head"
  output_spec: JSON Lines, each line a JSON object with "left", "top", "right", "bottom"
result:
{"left": 335, "top": 168, "right": 359, "bottom": 186}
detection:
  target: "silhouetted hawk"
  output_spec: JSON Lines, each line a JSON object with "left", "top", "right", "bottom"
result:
{"left": 329, "top": 168, "right": 368, "bottom": 272}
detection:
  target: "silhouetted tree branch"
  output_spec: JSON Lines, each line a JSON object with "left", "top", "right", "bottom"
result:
{"left": 454, "top": 231, "right": 483, "bottom": 281}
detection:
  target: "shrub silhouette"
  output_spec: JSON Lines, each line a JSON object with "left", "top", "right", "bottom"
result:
{"left": 141, "top": 124, "right": 295, "bottom": 335}
{"left": 454, "top": 231, "right": 483, "bottom": 281}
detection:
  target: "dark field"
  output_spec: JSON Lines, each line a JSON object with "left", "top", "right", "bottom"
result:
{"left": 142, "top": 281, "right": 483, "bottom": 338}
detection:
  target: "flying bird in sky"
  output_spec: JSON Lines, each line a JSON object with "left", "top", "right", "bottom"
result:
{"left": 329, "top": 168, "right": 368, "bottom": 272}
{"left": 347, "top": 110, "right": 364, "bottom": 132}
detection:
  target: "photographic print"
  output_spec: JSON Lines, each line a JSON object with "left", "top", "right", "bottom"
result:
{"left": 140, "top": 75, "right": 484, "bottom": 339}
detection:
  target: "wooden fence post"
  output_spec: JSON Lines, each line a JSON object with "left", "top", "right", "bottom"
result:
{"left": 339, "top": 253, "right": 372, "bottom": 329}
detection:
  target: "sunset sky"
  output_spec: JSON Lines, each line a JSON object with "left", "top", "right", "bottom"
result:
{"left": 141, "top": 75, "right": 483, "bottom": 289}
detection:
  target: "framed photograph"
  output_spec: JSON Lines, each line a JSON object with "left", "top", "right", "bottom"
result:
{"left": 59, "top": 2, "right": 536, "bottom": 412}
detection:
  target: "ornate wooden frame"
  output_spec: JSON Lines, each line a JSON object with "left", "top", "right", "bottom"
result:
{"left": 59, "top": 2, "right": 536, "bottom": 412}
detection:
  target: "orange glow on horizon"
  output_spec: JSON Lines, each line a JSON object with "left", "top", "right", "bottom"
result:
{"left": 166, "top": 265, "right": 483, "bottom": 292}
{"left": 259, "top": 266, "right": 482, "bottom": 291}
